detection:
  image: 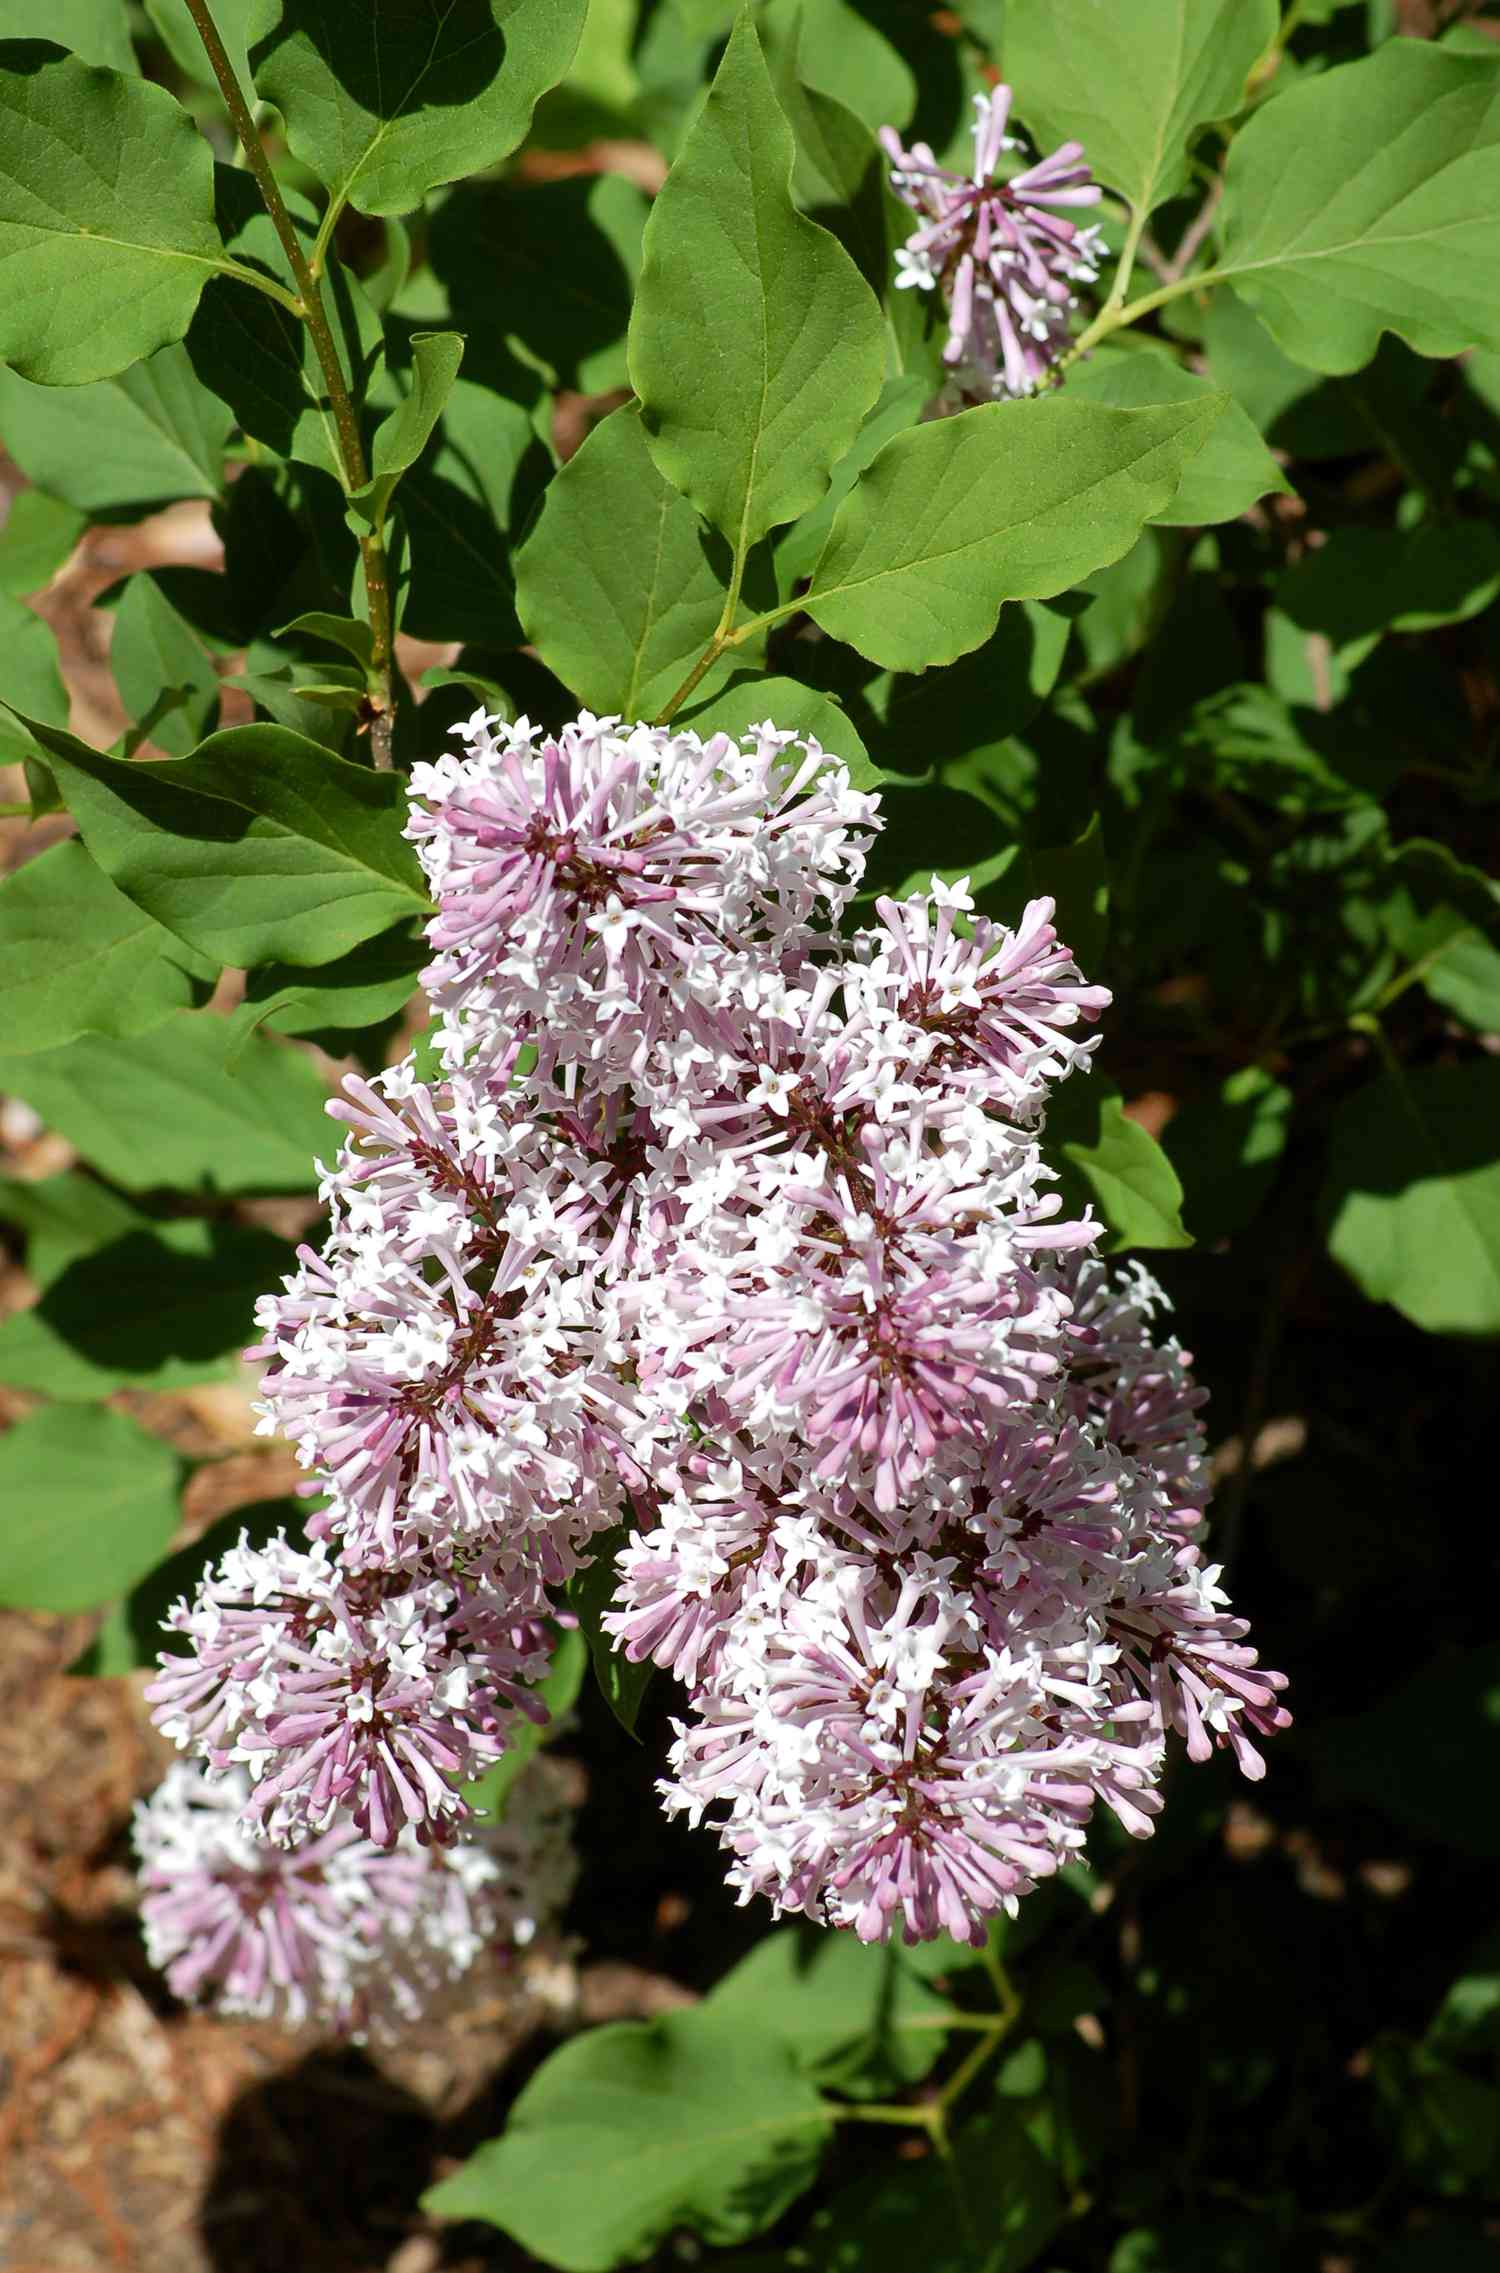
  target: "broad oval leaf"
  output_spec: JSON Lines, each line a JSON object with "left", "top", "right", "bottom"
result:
{"left": 0, "top": 1, "right": 136, "bottom": 72}
{"left": 1060, "top": 350, "right": 1291, "bottom": 527}
{"left": 0, "top": 1403, "right": 180, "bottom": 1614}
{"left": 1323, "top": 1061, "right": 1500, "bottom": 1335}
{"left": 21, "top": 714, "right": 429, "bottom": 971}
{"left": 0, "top": 1217, "right": 291, "bottom": 1397}
{"left": 110, "top": 573, "right": 221, "bottom": 758}
{"left": 422, "top": 2005, "right": 832, "bottom": 2270}
{"left": 0, "top": 490, "right": 84, "bottom": 596}
{"left": 515, "top": 403, "right": 730, "bottom": 721}
{"left": 628, "top": 12, "right": 885, "bottom": 552}
{"left": 185, "top": 167, "right": 383, "bottom": 486}
{"left": 247, "top": 0, "right": 588, "bottom": 217}
{"left": 429, "top": 172, "right": 648, "bottom": 395}
{"left": 0, "top": 1013, "right": 332, "bottom": 1192}
{"left": 0, "top": 837, "right": 205, "bottom": 1054}
{"left": 802, "top": 393, "right": 1226, "bottom": 671}
{"left": 0, "top": 586, "right": 67, "bottom": 762}
{"left": 0, "top": 42, "right": 224, "bottom": 384}
{"left": 1045, "top": 1079, "right": 1192, "bottom": 1252}
{"left": 707, "top": 1926, "right": 955, "bottom": 2097}
{"left": 1215, "top": 40, "right": 1500, "bottom": 374}
{"left": 0, "top": 345, "right": 232, "bottom": 512}
{"left": 1005, "top": 0, "right": 1278, "bottom": 218}
{"left": 684, "top": 674, "right": 871, "bottom": 782}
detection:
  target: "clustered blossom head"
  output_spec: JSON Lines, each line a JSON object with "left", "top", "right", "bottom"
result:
{"left": 882, "top": 87, "right": 1106, "bottom": 402}
{"left": 133, "top": 1755, "right": 576, "bottom": 2039}
{"left": 146, "top": 705, "right": 1286, "bottom": 1971}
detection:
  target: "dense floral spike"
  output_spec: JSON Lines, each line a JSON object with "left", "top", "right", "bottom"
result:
{"left": 133, "top": 1757, "right": 577, "bottom": 2038}
{"left": 147, "top": 708, "right": 1285, "bottom": 1957}
{"left": 882, "top": 88, "right": 1106, "bottom": 402}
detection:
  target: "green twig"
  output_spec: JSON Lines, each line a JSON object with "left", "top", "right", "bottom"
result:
{"left": 181, "top": 0, "right": 396, "bottom": 769}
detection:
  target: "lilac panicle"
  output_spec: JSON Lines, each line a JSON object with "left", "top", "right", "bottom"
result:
{"left": 882, "top": 87, "right": 1106, "bottom": 402}
{"left": 144, "top": 707, "right": 1286, "bottom": 1967}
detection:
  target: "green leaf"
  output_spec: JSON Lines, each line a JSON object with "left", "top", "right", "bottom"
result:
{"left": 0, "top": 489, "right": 83, "bottom": 597}
{"left": 0, "top": 1404, "right": 180, "bottom": 1613}
{"left": 0, "top": 588, "right": 68, "bottom": 762}
{"left": 0, "top": 1171, "right": 143, "bottom": 1286}
{"left": 0, "top": 345, "right": 232, "bottom": 512}
{"left": 422, "top": 2006, "right": 833, "bottom": 2269}
{"left": 799, "top": 2103, "right": 1065, "bottom": 2272}
{"left": 461, "top": 1625, "right": 587, "bottom": 1825}
{"left": 684, "top": 674, "right": 870, "bottom": 780}
{"left": 276, "top": 610, "right": 375, "bottom": 671}
{"left": 515, "top": 403, "right": 729, "bottom": 721}
{"left": 0, "top": 837, "right": 206, "bottom": 1054}
{"left": 1277, "top": 523, "right": 1500, "bottom": 647}
{"left": 1061, "top": 350, "right": 1292, "bottom": 526}
{"left": 74, "top": 1495, "right": 303, "bottom": 1677}
{"left": 397, "top": 370, "right": 537, "bottom": 649}
{"left": 144, "top": 0, "right": 254, "bottom": 88}
{"left": 241, "top": 923, "right": 428, "bottom": 1039}
{"left": 24, "top": 716, "right": 429, "bottom": 971}
{"left": 1422, "top": 935, "right": 1500, "bottom": 1034}
{"left": 801, "top": 394, "right": 1226, "bottom": 671}
{"left": 110, "top": 573, "right": 220, "bottom": 758}
{"left": 1162, "top": 1066, "right": 1294, "bottom": 1245}
{"left": 429, "top": 172, "right": 648, "bottom": 395}
{"left": 0, "top": 42, "right": 225, "bottom": 385}
{"left": 1005, "top": 0, "right": 1277, "bottom": 218}
{"left": 184, "top": 169, "right": 382, "bottom": 486}
{"left": 247, "top": 0, "right": 588, "bottom": 217}
{"left": 567, "top": 1524, "right": 653, "bottom": 1737}
{"left": 760, "top": 0, "right": 915, "bottom": 136}
{"left": 628, "top": 12, "right": 885, "bottom": 551}
{"left": 1214, "top": 41, "right": 1500, "bottom": 374}
{"left": 0, "top": 1, "right": 136, "bottom": 69}
{"left": 1429, "top": 1927, "right": 1500, "bottom": 2058}
{"left": 0, "top": 1013, "right": 332, "bottom": 1192}
{"left": 1046, "top": 1080, "right": 1192, "bottom": 1252}
{"left": 707, "top": 1927, "right": 955, "bottom": 2097}
{"left": 0, "top": 1217, "right": 289, "bottom": 1396}
{"left": 351, "top": 330, "right": 464, "bottom": 527}
{"left": 1322, "top": 1060, "right": 1500, "bottom": 1335}
{"left": 1203, "top": 290, "right": 1436, "bottom": 462}
{"left": 773, "top": 373, "right": 929, "bottom": 600}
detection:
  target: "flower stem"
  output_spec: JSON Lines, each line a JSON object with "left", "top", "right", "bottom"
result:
{"left": 181, "top": 0, "right": 396, "bottom": 769}
{"left": 1061, "top": 263, "right": 1232, "bottom": 372}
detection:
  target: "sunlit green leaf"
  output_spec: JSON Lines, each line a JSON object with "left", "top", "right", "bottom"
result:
{"left": 423, "top": 2007, "right": 832, "bottom": 2269}
{"left": 1215, "top": 41, "right": 1500, "bottom": 373}
{"left": 0, "top": 1404, "right": 180, "bottom": 1613}
{"left": 802, "top": 394, "right": 1225, "bottom": 670}
{"left": 247, "top": 0, "right": 588, "bottom": 216}
{"left": 629, "top": 13, "right": 885, "bottom": 551}
{"left": 0, "top": 42, "right": 224, "bottom": 384}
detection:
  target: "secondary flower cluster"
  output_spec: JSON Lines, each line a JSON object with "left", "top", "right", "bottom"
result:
{"left": 883, "top": 86, "right": 1106, "bottom": 401}
{"left": 147, "top": 708, "right": 1286, "bottom": 1957}
{"left": 133, "top": 1754, "right": 576, "bottom": 2038}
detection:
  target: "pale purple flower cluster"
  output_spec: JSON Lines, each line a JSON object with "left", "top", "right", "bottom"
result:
{"left": 132, "top": 1755, "right": 576, "bottom": 2039}
{"left": 146, "top": 708, "right": 1286, "bottom": 1954}
{"left": 883, "top": 87, "right": 1105, "bottom": 400}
